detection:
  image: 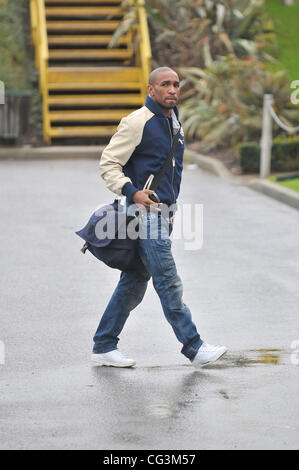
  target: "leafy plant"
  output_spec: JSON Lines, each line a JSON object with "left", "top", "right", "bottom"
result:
{"left": 108, "top": 0, "right": 167, "bottom": 48}
{"left": 179, "top": 57, "right": 299, "bottom": 150}
{"left": 0, "top": 0, "right": 30, "bottom": 90}
{"left": 110, "top": 1, "right": 281, "bottom": 75}
{"left": 108, "top": 0, "right": 138, "bottom": 48}
{"left": 146, "top": 0, "right": 278, "bottom": 68}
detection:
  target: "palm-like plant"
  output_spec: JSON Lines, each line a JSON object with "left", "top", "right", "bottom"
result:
{"left": 179, "top": 58, "right": 299, "bottom": 150}
{"left": 108, "top": 0, "right": 138, "bottom": 48}
{"left": 109, "top": 0, "right": 277, "bottom": 67}
{"left": 147, "top": 0, "right": 277, "bottom": 68}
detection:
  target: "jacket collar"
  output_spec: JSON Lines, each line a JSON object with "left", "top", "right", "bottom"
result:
{"left": 145, "top": 95, "right": 179, "bottom": 119}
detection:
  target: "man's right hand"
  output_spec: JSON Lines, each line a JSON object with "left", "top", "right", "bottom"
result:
{"left": 132, "top": 189, "right": 161, "bottom": 211}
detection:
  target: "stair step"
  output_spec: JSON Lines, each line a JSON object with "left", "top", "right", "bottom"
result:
{"left": 48, "top": 94, "right": 143, "bottom": 106}
{"left": 47, "top": 21, "right": 120, "bottom": 31}
{"left": 48, "top": 82, "right": 141, "bottom": 91}
{"left": 33, "top": 0, "right": 149, "bottom": 143}
{"left": 48, "top": 35, "right": 128, "bottom": 46}
{"left": 47, "top": 66, "right": 142, "bottom": 83}
{"left": 46, "top": 6, "right": 122, "bottom": 17}
{"left": 49, "top": 109, "right": 132, "bottom": 121}
{"left": 49, "top": 49, "right": 133, "bottom": 60}
{"left": 49, "top": 126, "right": 117, "bottom": 137}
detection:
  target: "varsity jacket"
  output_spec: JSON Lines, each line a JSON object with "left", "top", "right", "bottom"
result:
{"left": 99, "top": 95, "right": 185, "bottom": 206}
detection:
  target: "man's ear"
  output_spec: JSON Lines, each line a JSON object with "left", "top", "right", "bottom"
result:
{"left": 147, "top": 84, "right": 153, "bottom": 96}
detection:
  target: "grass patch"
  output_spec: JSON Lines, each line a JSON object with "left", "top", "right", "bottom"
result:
{"left": 265, "top": 0, "right": 299, "bottom": 81}
{"left": 268, "top": 174, "right": 299, "bottom": 192}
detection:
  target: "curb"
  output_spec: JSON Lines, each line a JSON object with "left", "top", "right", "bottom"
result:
{"left": 248, "top": 178, "right": 299, "bottom": 211}
{"left": 0, "top": 146, "right": 103, "bottom": 160}
{"left": 184, "top": 148, "right": 245, "bottom": 184}
{"left": 185, "top": 147, "right": 299, "bottom": 211}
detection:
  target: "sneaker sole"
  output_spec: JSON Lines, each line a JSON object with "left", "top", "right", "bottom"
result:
{"left": 91, "top": 357, "right": 136, "bottom": 368}
{"left": 199, "top": 347, "right": 228, "bottom": 367}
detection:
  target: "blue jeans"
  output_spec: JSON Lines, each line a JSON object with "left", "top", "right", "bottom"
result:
{"left": 92, "top": 210, "right": 203, "bottom": 361}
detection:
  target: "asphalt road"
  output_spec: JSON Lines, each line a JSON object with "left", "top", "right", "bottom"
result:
{"left": 0, "top": 159, "right": 298, "bottom": 450}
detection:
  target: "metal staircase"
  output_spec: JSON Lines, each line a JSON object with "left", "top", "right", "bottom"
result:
{"left": 30, "top": 0, "right": 151, "bottom": 143}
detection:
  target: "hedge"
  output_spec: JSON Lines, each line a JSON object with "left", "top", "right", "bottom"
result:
{"left": 238, "top": 136, "right": 299, "bottom": 174}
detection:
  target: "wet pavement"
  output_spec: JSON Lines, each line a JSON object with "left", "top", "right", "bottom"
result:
{"left": 0, "top": 159, "right": 299, "bottom": 449}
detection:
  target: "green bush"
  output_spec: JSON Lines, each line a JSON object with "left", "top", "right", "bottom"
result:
{"left": 238, "top": 142, "right": 260, "bottom": 174}
{"left": 239, "top": 136, "right": 299, "bottom": 174}
{"left": 272, "top": 137, "right": 299, "bottom": 172}
{"left": 0, "top": 0, "right": 29, "bottom": 90}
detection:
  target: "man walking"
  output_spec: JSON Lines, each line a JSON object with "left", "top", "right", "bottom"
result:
{"left": 91, "top": 67, "right": 227, "bottom": 368}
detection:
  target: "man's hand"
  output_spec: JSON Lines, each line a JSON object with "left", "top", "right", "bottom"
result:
{"left": 132, "top": 189, "right": 162, "bottom": 210}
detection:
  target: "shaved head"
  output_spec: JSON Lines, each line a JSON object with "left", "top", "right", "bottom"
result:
{"left": 147, "top": 67, "right": 180, "bottom": 116}
{"left": 149, "top": 67, "right": 178, "bottom": 85}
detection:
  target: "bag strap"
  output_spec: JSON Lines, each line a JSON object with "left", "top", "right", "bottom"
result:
{"left": 147, "top": 126, "right": 181, "bottom": 192}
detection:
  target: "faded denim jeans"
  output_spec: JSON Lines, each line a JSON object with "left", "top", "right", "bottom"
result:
{"left": 92, "top": 209, "right": 203, "bottom": 361}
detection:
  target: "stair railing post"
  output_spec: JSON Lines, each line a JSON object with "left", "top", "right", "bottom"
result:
{"left": 260, "top": 94, "right": 273, "bottom": 179}
{"left": 137, "top": 0, "right": 152, "bottom": 100}
{"left": 37, "top": 0, "right": 50, "bottom": 143}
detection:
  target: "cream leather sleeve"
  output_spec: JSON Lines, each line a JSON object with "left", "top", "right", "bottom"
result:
{"left": 99, "top": 107, "right": 153, "bottom": 195}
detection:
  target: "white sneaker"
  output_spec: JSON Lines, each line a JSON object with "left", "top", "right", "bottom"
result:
{"left": 91, "top": 349, "right": 136, "bottom": 368}
{"left": 192, "top": 342, "right": 227, "bottom": 368}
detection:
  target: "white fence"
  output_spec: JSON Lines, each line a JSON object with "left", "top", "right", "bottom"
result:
{"left": 260, "top": 94, "right": 299, "bottom": 178}
{"left": 0, "top": 81, "right": 4, "bottom": 105}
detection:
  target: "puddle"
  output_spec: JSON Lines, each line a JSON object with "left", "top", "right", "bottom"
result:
{"left": 248, "top": 349, "right": 281, "bottom": 365}
{"left": 200, "top": 348, "right": 286, "bottom": 369}
{"left": 147, "top": 390, "right": 232, "bottom": 420}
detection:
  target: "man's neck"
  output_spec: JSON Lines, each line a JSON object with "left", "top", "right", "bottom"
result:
{"left": 163, "top": 109, "right": 172, "bottom": 117}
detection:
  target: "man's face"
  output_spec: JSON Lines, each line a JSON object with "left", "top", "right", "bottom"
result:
{"left": 148, "top": 71, "right": 180, "bottom": 114}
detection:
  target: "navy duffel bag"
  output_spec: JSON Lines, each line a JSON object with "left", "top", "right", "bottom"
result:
{"left": 75, "top": 199, "right": 145, "bottom": 274}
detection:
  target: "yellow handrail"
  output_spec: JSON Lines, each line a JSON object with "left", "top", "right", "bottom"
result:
{"left": 30, "top": 0, "right": 37, "bottom": 47}
{"left": 136, "top": 0, "right": 152, "bottom": 100}
{"left": 30, "top": 0, "right": 50, "bottom": 143}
